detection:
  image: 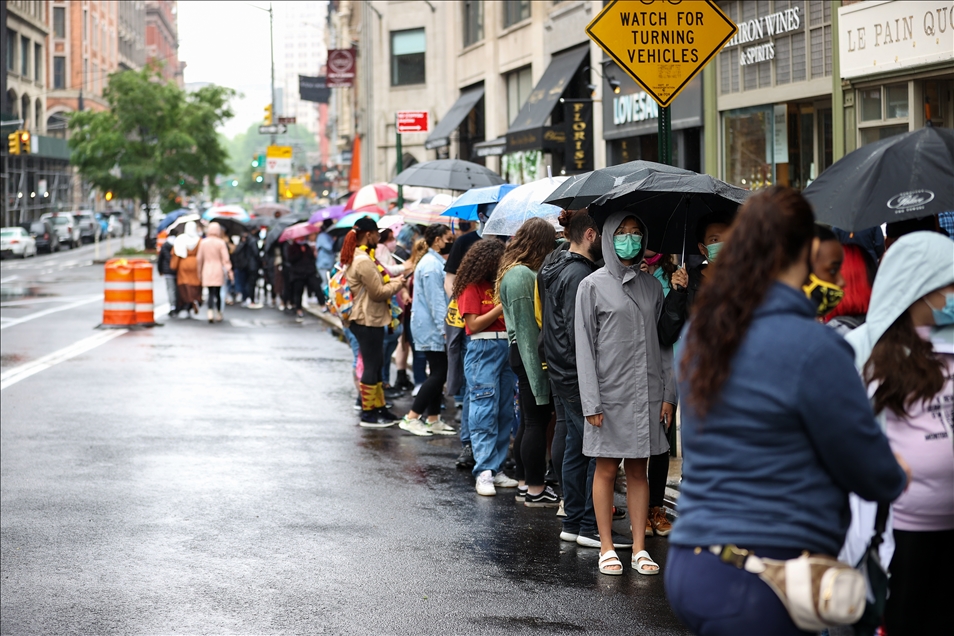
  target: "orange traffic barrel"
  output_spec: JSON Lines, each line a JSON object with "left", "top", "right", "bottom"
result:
{"left": 102, "top": 259, "right": 135, "bottom": 327}
{"left": 131, "top": 259, "right": 156, "bottom": 326}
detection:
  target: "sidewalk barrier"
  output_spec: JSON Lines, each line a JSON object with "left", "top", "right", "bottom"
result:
{"left": 131, "top": 259, "right": 156, "bottom": 326}
{"left": 101, "top": 259, "right": 135, "bottom": 327}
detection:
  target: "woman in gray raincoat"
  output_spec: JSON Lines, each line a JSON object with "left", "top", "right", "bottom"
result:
{"left": 575, "top": 211, "right": 676, "bottom": 577}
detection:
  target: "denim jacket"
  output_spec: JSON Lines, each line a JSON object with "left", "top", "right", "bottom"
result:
{"left": 316, "top": 232, "right": 335, "bottom": 271}
{"left": 410, "top": 250, "right": 448, "bottom": 352}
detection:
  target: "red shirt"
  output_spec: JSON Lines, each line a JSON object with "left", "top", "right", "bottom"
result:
{"left": 457, "top": 280, "right": 505, "bottom": 335}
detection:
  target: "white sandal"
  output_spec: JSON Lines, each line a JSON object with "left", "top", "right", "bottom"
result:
{"left": 632, "top": 549, "right": 660, "bottom": 575}
{"left": 599, "top": 550, "right": 624, "bottom": 576}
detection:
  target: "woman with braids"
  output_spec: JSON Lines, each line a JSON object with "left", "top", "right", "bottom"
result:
{"left": 575, "top": 212, "right": 675, "bottom": 576}
{"left": 396, "top": 223, "right": 456, "bottom": 437}
{"left": 497, "top": 217, "right": 558, "bottom": 506}
{"left": 341, "top": 216, "right": 406, "bottom": 427}
{"left": 665, "top": 187, "right": 909, "bottom": 635}
{"left": 453, "top": 238, "right": 518, "bottom": 497}
{"left": 844, "top": 231, "right": 953, "bottom": 636}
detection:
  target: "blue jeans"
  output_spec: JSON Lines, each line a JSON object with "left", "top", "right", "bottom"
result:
{"left": 458, "top": 373, "right": 470, "bottom": 445}
{"left": 554, "top": 392, "right": 596, "bottom": 535}
{"left": 464, "top": 337, "right": 515, "bottom": 477}
{"left": 665, "top": 544, "right": 811, "bottom": 635}
{"left": 412, "top": 350, "right": 428, "bottom": 385}
{"left": 381, "top": 323, "right": 402, "bottom": 385}
{"left": 344, "top": 328, "right": 360, "bottom": 369}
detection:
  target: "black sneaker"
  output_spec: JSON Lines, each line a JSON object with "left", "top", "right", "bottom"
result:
{"left": 377, "top": 407, "right": 400, "bottom": 422}
{"left": 455, "top": 444, "right": 475, "bottom": 470}
{"left": 514, "top": 486, "right": 528, "bottom": 502}
{"left": 524, "top": 486, "right": 560, "bottom": 508}
{"left": 353, "top": 397, "right": 362, "bottom": 411}
{"left": 383, "top": 385, "right": 404, "bottom": 400}
{"left": 359, "top": 410, "right": 396, "bottom": 428}
{"left": 613, "top": 506, "right": 627, "bottom": 520}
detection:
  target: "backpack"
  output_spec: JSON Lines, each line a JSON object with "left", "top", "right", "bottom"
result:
{"left": 326, "top": 263, "right": 354, "bottom": 324}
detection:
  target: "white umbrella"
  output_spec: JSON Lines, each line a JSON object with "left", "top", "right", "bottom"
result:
{"left": 481, "top": 177, "right": 569, "bottom": 236}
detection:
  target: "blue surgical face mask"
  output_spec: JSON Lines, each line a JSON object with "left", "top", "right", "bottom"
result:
{"left": 613, "top": 234, "right": 642, "bottom": 260}
{"left": 706, "top": 241, "right": 723, "bottom": 262}
{"left": 925, "top": 292, "right": 954, "bottom": 326}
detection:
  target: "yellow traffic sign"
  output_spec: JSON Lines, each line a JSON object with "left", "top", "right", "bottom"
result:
{"left": 586, "top": 0, "right": 737, "bottom": 108}
{"left": 266, "top": 145, "right": 293, "bottom": 159}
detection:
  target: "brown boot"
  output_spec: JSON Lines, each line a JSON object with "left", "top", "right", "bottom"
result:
{"left": 649, "top": 506, "right": 672, "bottom": 537}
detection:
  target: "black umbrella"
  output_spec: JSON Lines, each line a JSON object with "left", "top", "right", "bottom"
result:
{"left": 544, "top": 160, "right": 694, "bottom": 210}
{"left": 392, "top": 159, "right": 506, "bottom": 191}
{"left": 263, "top": 212, "right": 309, "bottom": 254}
{"left": 207, "top": 216, "right": 254, "bottom": 237}
{"left": 803, "top": 127, "right": 954, "bottom": 232}
{"left": 589, "top": 172, "right": 749, "bottom": 257}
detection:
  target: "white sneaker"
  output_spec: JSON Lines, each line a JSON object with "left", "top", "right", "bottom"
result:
{"left": 398, "top": 416, "right": 433, "bottom": 437}
{"left": 492, "top": 472, "right": 519, "bottom": 488}
{"left": 248, "top": 302, "right": 263, "bottom": 309}
{"left": 428, "top": 418, "right": 457, "bottom": 436}
{"left": 476, "top": 470, "right": 496, "bottom": 496}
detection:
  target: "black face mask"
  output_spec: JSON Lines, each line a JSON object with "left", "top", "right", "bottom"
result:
{"left": 439, "top": 240, "right": 454, "bottom": 255}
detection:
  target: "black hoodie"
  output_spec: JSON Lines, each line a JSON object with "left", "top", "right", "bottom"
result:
{"left": 538, "top": 245, "right": 597, "bottom": 399}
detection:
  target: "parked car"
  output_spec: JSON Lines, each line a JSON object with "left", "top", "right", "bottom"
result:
{"left": 39, "top": 212, "right": 81, "bottom": 248}
{"left": 74, "top": 210, "right": 99, "bottom": 243}
{"left": 25, "top": 220, "right": 60, "bottom": 253}
{"left": 0, "top": 227, "right": 37, "bottom": 259}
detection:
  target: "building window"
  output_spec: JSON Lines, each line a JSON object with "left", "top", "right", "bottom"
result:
{"left": 6, "top": 29, "right": 14, "bottom": 71}
{"left": 20, "top": 36, "right": 30, "bottom": 77}
{"left": 463, "top": 1, "right": 483, "bottom": 47}
{"left": 858, "top": 83, "right": 910, "bottom": 146}
{"left": 506, "top": 65, "right": 533, "bottom": 125}
{"left": 54, "top": 57, "right": 66, "bottom": 88}
{"left": 503, "top": 1, "right": 531, "bottom": 28}
{"left": 34, "top": 43, "right": 42, "bottom": 82}
{"left": 723, "top": 106, "right": 774, "bottom": 190}
{"left": 54, "top": 7, "right": 66, "bottom": 38}
{"left": 391, "top": 29, "right": 426, "bottom": 86}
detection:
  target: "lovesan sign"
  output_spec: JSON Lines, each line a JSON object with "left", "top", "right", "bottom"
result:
{"left": 613, "top": 91, "right": 660, "bottom": 126}
{"left": 725, "top": 6, "right": 802, "bottom": 66}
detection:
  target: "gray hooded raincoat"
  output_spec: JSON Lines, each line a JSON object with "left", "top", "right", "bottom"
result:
{"left": 574, "top": 211, "right": 676, "bottom": 459}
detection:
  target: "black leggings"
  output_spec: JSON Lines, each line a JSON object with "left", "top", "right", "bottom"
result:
{"left": 350, "top": 323, "right": 384, "bottom": 385}
{"left": 885, "top": 528, "right": 954, "bottom": 635}
{"left": 411, "top": 351, "right": 447, "bottom": 416}
{"left": 511, "top": 345, "right": 553, "bottom": 487}
{"left": 207, "top": 286, "right": 221, "bottom": 311}
{"left": 291, "top": 273, "right": 326, "bottom": 309}
{"left": 648, "top": 452, "right": 670, "bottom": 508}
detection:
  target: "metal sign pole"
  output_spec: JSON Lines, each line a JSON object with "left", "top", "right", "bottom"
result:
{"left": 395, "top": 114, "right": 404, "bottom": 208}
{"left": 657, "top": 105, "right": 672, "bottom": 166}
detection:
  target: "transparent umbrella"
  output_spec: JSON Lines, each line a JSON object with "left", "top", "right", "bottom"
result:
{"left": 481, "top": 177, "right": 568, "bottom": 236}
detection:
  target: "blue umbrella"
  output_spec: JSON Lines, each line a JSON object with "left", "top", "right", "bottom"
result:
{"left": 331, "top": 210, "right": 382, "bottom": 232}
{"left": 156, "top": 209, "right": 191, "bottom": 232}
{"left": 442, "top": 184, "right": 517, "bottom": 221}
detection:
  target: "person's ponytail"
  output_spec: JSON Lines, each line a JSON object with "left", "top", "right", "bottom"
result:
{"left": 340, "top": 230, "right": 358, "bottom": 266}
{"left": 681, "top": 186, "right": 815, "bottom": 416}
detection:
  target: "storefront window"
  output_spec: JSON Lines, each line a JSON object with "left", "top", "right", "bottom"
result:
{"left": 724, "top": 107, "right": 773, "bottom": 190}
{"left": 885, "top": 84, "right": 908, "bottom": 119}
{"left": 860, "top": 125, "right": 908, "bottom": 146}
{"left": 860, "top": 88, "right": 882, "bottom": 122}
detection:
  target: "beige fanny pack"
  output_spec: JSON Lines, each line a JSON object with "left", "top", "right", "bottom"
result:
{"left": 710, "top": 545, "right": 866, "bottom": 631}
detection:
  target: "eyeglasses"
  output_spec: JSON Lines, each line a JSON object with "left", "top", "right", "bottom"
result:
{"left": 613, "top": 229, "right": 643, "bottom": 237}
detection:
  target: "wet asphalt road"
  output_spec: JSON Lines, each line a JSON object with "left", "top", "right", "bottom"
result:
{"left": 1, "top": 245, "right": 690, "bottom": 635}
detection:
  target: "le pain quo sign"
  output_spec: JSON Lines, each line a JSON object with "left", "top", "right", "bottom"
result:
{"left": 563, "top": 100, "right": 594, "bottom": 173}
{"left": 586, "top": 0, "right": 737, "bottom": 108}
{"left": 396, "top": 111, "right": 429, "bottom": 133}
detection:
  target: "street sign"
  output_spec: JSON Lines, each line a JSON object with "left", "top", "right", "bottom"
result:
{"left": 278, "top": 116, "right": 296, "bottom": 125}
{"left": 265, "top": 145, "right": 293, "bottom": 175}
{"left": 259, "top": 124, "right": 288, "bottom": 135}
{"left": 586, "top": 0, "right": 737, "bottom": 108}
{"left": 396, "top": 111, "right": 429, "bottom": 134}
{"left": 327, "top": 49, "right": 356, "bottom": 88}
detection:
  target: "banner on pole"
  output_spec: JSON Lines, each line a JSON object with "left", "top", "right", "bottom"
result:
{"left": 563, "top": 100, "right": 594, "bottom": 173}
{"left": 299, "top": 76, "right": 330, "bottom": 103}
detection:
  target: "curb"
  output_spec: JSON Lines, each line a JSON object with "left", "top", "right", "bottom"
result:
{"left": 303, "top": 304, "right": 345, "bottom": 337}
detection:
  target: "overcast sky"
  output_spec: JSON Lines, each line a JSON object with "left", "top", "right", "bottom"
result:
{"left": 178, "top": 1, "right": 283, "bottom": 139}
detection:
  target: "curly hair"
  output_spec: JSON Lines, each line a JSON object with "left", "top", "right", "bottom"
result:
{"left": 452, "top": 238, "right": 504, "bottom": 299}
{"left": 495, "top": 217, "right": 556, "bottom": 294}
{"left": 680, "top": 186, "right": 815, "bottom": 416}
{"left": 865, "top": 311, "right": 948, "bottom": 416}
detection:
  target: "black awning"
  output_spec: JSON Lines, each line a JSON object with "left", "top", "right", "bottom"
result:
{"left": 425, "top": 85, "right": 485, "bottom": 150}
{"left": 506, "top": 45, "right": 588, "bottom": 153}
{"left": 473, "top": 137, "right": 507, "bottom": 158}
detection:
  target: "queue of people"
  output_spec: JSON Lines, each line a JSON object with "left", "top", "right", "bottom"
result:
{"left": 328, "top": 184, "right": 952, "bottom": 635}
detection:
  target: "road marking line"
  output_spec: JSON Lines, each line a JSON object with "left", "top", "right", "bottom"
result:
{"left": 0, "top": 295, "right": 102, "bottom": 330}
{"left": 0, "top": 329, "right": 127, "bottom": 391}
{"left": 0, "top": 295, "right": 97, "bottom": 308}
{"left": 1, "top": 275, "right": 19, "bottom": 283}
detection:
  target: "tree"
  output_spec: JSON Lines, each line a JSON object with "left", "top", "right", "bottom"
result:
{"left": 68, "top": 68, "right": 236, "bottom": 247}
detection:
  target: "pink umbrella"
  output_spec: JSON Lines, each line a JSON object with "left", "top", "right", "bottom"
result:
{"left": 345, "top": 183, "right": 398, "bottom": 211}
{"left": 401, "top": 203, "right": 460, "bottom": 227}
{"left": 278, "top": 222, "right": 320, "bottom": 243}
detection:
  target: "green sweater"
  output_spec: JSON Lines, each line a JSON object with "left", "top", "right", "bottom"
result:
{"left": 499, "top": 265, "right": 550, "bottom": 405}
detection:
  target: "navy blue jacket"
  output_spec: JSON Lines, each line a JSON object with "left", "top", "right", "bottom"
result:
{"left": 671, "top": 282, "right": 906, "bottom": 556}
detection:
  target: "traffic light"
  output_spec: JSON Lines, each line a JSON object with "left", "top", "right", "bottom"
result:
{"left": 251, "top": 153, "right": 265, "bottom": 168}
{"left": 264, "top": 105, "right": 273, "bottom": 125}
{"left": 19, "top": 131, "right": 31, "bottom": 154}
{"left": 7, "top": 132, "right": 20, "bottom": 155}
{"left": 105, "top": 191, "right": 114, "bottom": 202}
